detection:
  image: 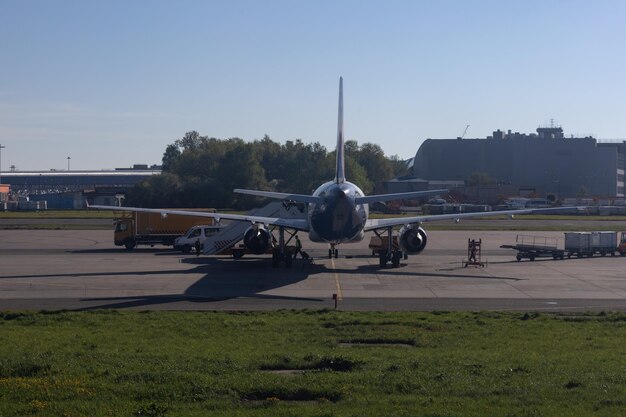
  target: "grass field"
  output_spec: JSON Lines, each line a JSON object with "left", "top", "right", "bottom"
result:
{"left": 0, "top": 310, "right": 624, "bottom": 416}
{"left": 2, "top": 210, "right": 626, "bottom": 232}
{"left": 0, "top": 210, "right": 116, "bottom": 219}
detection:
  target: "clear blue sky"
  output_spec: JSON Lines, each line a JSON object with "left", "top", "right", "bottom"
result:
{"left": 1, "top": 0, "right": 625, "bottom": 171}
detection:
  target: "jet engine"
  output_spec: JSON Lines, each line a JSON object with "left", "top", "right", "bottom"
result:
{"left": 243, "top": 225, "right": 273, "bottom": 254}
{"left": 398, "top": 224, "right": 428, "bottom": 255}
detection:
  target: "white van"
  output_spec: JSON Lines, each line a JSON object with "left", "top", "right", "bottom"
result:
{"left": 174, "top": 225, "right": 224, "bottom": 253}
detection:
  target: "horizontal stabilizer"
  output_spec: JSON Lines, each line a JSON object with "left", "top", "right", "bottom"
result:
{"left": 355, "top": 189, "right": 448, "bottom": 205}
{"left": 88, "top": 204, "right": 310, "bottom": 231}
{"left": 234, "top": 189, "right": 322, "bottom": 204}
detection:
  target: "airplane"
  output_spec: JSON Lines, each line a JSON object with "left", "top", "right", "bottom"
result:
{"left": 91, "top": 77, "right": 575, "bottom": 267}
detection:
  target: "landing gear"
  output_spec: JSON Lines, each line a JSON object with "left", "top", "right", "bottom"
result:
{"left": 271, "top": 226, "right": 294, "bottom": 267}
{"left": 379, "top": 249, "right": 402, "bottom": 268}
{"left": 392, "top": 250, "right": 401, "bottom": 268}
{"left": 379, "top": 250, "right": 387, "bottom": 267}
{"left": 328, "top": 245, "right": 338, "bottom": 259}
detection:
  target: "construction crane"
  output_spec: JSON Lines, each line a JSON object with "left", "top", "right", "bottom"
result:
{"left": 460, "top": 124, "right": 470, "bottom": 139}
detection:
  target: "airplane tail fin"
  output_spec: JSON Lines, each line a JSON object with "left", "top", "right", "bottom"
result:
{"left": 334, "top": 76, "right": 346, "bottom": 184}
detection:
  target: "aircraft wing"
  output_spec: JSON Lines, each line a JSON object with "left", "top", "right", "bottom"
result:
{"left": 234, "top": 189, "right": 322, "bottom": 204}
{"left": 364, "top": 206, "right": 578, "bottom": 231}
{"left": 235, "top": 188, "right": 448, "bottom": 205}
{"left": 89, "top": 205, "right": 310, "bottom": 231}
{"left": 354, "top": 189, "right": 448, "bottom": 205}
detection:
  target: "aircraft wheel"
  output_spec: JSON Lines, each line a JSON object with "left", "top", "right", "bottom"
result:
{"left": 392, "top": 251, "right": 401, "bottom": 268}
{"left": 379, "top": 251, "right": 388, "bottom": 268}
{"left": 334, "top": 249, "right": 339, "bottom": 258}
{"left": 328, "top": 249, "right": 333, "bottom": 259}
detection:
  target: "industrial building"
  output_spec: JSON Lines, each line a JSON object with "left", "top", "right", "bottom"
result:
{"left": 0, "top": 165, "right": 160, "bottom": 209}
{"left": 409, "top": 126, "right": 626, "bottom": 200}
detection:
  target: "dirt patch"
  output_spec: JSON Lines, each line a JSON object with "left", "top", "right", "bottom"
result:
{"left": 262, "top": 369, "right": 308, "bottom": 375}
{"left": 339, "top": 338, "right": 417, "bottom": 347}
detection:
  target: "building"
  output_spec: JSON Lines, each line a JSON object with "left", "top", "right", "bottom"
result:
{"left": 1, "top": 165, "right": 161, "bottom": 209}
{"left": 411, "top": 126, "right": 626, "bottom": 199}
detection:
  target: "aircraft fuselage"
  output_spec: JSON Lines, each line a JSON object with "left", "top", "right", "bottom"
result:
{"left": 308, "top": 180, "right": 368, "bottom": 244}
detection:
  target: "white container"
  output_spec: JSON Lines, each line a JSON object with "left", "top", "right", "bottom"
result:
{"left": 564, "top": 232, "right": 591, "bottom": 252}
{"left": 591, "top": 231, "right": 616, "bottom": 251}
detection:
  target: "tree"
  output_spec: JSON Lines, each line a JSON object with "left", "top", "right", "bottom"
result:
{"left": 162, "top": 144, "right": 181, "bottom": 173}
{"left": 125, "top": 172, "right": 183, "bottom": 207}
{"left": 219, "top": 143, "right": 268, "bottom": 208}
{"left": 175, "top": 131, "right": 203, "bottom": 151}
{"left": 355, "top": 143, "right": 394, "bottom": 193}
{"left": 127, "top": 132, "right": 405, "bottom": 208}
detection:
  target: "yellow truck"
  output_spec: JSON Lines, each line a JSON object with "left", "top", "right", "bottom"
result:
{"left": 113, "top": 210, "right": 215, "bottom": 250}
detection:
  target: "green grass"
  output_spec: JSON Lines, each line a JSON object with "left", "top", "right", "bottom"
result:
{"left": 0, "top": 210, "right": 117, "bottom": 219}
{"left": 0, "top": 310, "right": 624, "bottom": 416}
{"left": 0, "top": 223, "right": 112, "bottom": 230}
{"left": 3, "top": 210, "right": 626, "bottom": 232}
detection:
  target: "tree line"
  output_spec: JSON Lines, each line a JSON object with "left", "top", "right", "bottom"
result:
{"left": 126, "top": 131, "right": 408, "bottom": 209}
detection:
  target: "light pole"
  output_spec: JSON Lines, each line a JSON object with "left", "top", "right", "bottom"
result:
{"left": 0, "top": 144, "right": 5, "bottom": 185}
{"left": 67, "top": 156, "right": 71, "bottom": 171}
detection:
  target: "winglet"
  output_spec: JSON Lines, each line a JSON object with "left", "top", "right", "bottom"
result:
{"left": 334, "top": 76, "right": 346, "bottom": 184}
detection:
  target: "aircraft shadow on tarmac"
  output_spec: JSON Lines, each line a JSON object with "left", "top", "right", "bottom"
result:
{"left": 70, "top": 248, "right": 174, "bottom": 255}
{"left": 1, "top": 252, "right": 523, "bottom": 310}
{"left": 78, "top": 261, "right": 325, "bottom": 310}
{"left": 83, "top": 257, "right": 523, "bottom": 310}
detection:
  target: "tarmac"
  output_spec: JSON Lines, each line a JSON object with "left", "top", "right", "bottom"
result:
{"left": 0, "top": 229, "right": 625, "bottom": 312}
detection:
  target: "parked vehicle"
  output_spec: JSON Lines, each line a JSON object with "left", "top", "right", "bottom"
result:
{"left": 503, "top": 231, "right": 623, "bottom": 261}
{"left": 501, "top": 235, "right": 564, "bottom": 261}
{"left": 113, "top": 210, "right": 215, "bottom": 249}
{"left": 174, "top": 225, "right": 224, "bottom": 253}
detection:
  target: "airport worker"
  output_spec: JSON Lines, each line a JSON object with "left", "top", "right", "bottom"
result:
{"left": 195, "top": 238, "right": 202, "bottom": 256}
{"left": 469, "top": 240, "right": 477, "bottom": 262}
{"left": 294, "top": 235, "right": 303, "bottom": 259}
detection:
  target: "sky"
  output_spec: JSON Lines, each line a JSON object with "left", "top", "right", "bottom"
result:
{"left": 1, "top": 0, "right": 625, "bottom": 171}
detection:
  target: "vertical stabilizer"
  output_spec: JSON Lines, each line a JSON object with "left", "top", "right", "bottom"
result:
{"left": 335, "top": 77, "right": 346, "bottom": 183}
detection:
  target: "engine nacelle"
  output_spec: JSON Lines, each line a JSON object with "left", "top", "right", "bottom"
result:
{"left": 243, "top": 225, "right": 273, "bottom": 254}
{"left": 399, "top": 225, "right": 428, "bottom": 255}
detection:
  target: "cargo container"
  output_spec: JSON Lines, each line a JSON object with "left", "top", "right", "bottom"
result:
{"left": 618, "top": 232, "right": 626, "bottom": 255}
{"left": 564, "top": 231, "right": 616, "bottom": 257}
{"left": 113, "top": 209, "right": 215, "bottom": 249}
{"left": 564, "top": 232, "right": 591, "bottom": 258}
{"left": 591, "top": 231, "right": 617, "bottom": 256}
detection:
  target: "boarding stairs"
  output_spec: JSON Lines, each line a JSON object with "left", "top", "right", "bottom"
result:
{"left": 202, "top": 200, "right": 307, "bottom": 255}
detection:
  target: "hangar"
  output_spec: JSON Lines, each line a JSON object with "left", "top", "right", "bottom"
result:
{"left": 410, "top": 125, "right": 626, "bottom": 199}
